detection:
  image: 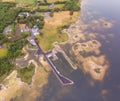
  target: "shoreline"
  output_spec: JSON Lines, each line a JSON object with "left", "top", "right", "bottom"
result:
{"left": 58, "top": 4, "right": 109, "bottom": 81}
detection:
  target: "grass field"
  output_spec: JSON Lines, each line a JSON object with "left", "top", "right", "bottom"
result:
{"left": 39, "top": 5, "right": 48, "bottom": 9}
{"left": 54, "top": 4, "right": 64, "bottom": 8}
{"left": 2, "top": 0, "right": 15, "bottom": 2}
{"left": 37, "top": 11, "right": 79, "bottom": 51}
{"left": 16, "top": 0, "right": 36, "bottom": 5}
{"left": 0, "top": 48, "right": 8, "bottom": 58}
{"left": 47, "top": 0, "right": 68, "bottom": 3}
{"left": 39, "top": 3, "right": 64, "bottom": 9}
{"left": 2, "top": 0, "right": 36, "bottom": 5}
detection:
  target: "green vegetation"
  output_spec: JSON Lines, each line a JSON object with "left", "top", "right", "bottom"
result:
{"left": 11, "top": 24, "right": 15, "bottom": 33}
{"left": 0, "top": 48, "right": 8, "bottom": 58}
{"left": 50, "top": 10, "right": 54, "bottom": 17}
{"left": 0, "top": 57, "right": 14, "bottom": 82}
{"left": 17, "top": 15, "right": 44, "bottom": 29}
{"left": 74, "top": 44, "right": 78, "bottom": 50}
{"left": 0, "top": 31, "right": 28, "bottom": 82}
{"left": 0, "top": 2, "right": 21, "bottom": 33}
{"left": 21, "top": 31, "right": 30, "bottom": 38}
{"left": 0, "top": 0, "right": 80, "bottom": 83}
{"left": 63, "top": 0, "right": 80, "bottom": 11}
{"left": 57, "top": 24, "right": 73, "bottom": 34}
{"left": 0, "top": 33, "right": 8, "bottom": 45}
{"left": 38, "top": 2, "right": 64, "bottom": 9}
{"left": 92, "top": 40, "right": 97, "bottom": 44}
{"left": 8, "top": 39, "right": 28, "bottom": 59}
{"left": 47, "top": 0, "right": 67, "bottom": 3}
{"left": 17, "top": 63, "right": 35, "bottom": 84}
{"left": 16, "top": 0, "right": 36, "bottom": 5}
{"left": 37, "top": 11, "right": 79, "bottom": 51}
{"left": 37, "top": 0, "right": 80, "bottom": 13}
{"left": 94, "top": 68, "right": 101, "bottom": 73}
{"left": 0, "top": 38, "right": 28, "bottom": 82}
{"left": 0, "top": 2, "right": 36, "bottom": 83}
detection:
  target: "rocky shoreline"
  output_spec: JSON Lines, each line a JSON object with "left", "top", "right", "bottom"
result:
{"left": 59, "top": 10, "right": 109, "bottom": 81}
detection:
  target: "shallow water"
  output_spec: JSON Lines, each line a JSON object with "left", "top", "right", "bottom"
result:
{"left": 37, "top": 0, "right": 120, "bottom": 101}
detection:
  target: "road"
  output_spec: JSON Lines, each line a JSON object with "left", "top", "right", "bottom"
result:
{"left": 34, "top": 38, "right": 74, "bottom": 85}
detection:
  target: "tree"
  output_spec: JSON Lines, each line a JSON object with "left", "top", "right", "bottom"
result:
{"left": 17, "top": 14, "right": 44, "bottom": 29}
{"left": 44, "top": 0, "right": 47, "bottom": 3}
{"left": 50, "top": 10, "right": 54, "bottom": 17}
{"left": 0, "top": 33, "right": 8, "bottom": 45}
{"left": 70, "top": 10, "right": 74, "bottom": 15}
{"left": 0, "top": 2, "right": 21, "bottom": 33}
{"left": 63, "top": 0, "right": 80, "bottom": 11}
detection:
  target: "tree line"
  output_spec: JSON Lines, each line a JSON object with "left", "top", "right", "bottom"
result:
{"left": 36, "top": 0, "right": 80, "bottom": 12}
{"left": 17, "top": 14, "right": 44, "bottom": 29}
{"left": 0, "top": 2, "right": 21, "bottom": 33}
{"left": 0, "top": 32, "right": 28, "bottom": 82}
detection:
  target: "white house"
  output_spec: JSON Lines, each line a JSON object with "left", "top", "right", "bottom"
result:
{"left": 31, "top": 25, "right": 40, "bottom": 36}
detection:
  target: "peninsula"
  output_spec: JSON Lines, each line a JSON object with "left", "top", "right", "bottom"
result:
{"left": 0, "top": 0, "right": 109, "bottom": 100}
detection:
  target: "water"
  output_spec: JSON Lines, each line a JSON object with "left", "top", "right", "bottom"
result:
{"left": 36, "top": 0, "right": 120, "bottom": 101}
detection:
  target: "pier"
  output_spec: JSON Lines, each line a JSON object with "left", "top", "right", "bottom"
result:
{"left": 34, "top": 38, "right": 74, "bottom": 85}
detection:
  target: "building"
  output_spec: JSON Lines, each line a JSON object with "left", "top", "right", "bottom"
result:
{"left": 27, "top": 36, "right": 37, "bottom": 46}
{"left": 42, "top": 12, "right": 51, "bottom": 18}
{"left": 18, "top": 12, "right": 30, "bottom": 17}
{"left": 31, "top": 25, "right": 40, "bottom": 36}
{"left": 48, "top": 3, "right": 54, "bottom": 9}
{"left": 21, "top": 25, "right": 30, "bottom": 33}
{"left": 4, "top": 26, "right": 12, "bottom": 34}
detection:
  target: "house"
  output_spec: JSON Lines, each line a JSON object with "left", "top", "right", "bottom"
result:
{"left": 42, "top": 12, "right": 50, "bottom": 18}
{"left": 21, "top": 25, "right": 30, "bottom": 33}
{"left": 4, "top": 26, "right": 12, "bottom": 34}
{"left": 31, "top": 25, "right": 40, "bottom": 36}
{"left": 27, "top": 37, "right": 37, "bottom": 46}
{"left": 48, "top": 3, "right": 54, "bottom": 9}
{"left": 16, "top": 3, "right": 24, "bottom": 8}
{"left": 18, "top": 12, "right": 30, "bottom": 17}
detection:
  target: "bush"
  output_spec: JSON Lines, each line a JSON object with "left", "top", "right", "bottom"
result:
{"left": 94, "top": 68, "right": 101, "bottom": 73}
{"left": 17, "top": 63, "right": 35, "bottom": 84}
{"left": 0, "top": 57, "right": 14, "bottom": 80}
{"left": 63, "top": 0, "right": 80, "bottom": 11}
{"left": 50, "top": 10, "right": 54, "bottom": 17}
{"left": 8, "top": 39, "right": 28, "bottom": 59}
{"left": 54, "top": 1, "right": 67, "bottom": 4}
{"left": 70, "top": 10, "right": 74, "bottom": 15}
{"left": 0, "top": 33, "right": 8, "bottom": 45}
{"left": 17, "top": 14, "right": 44, "bottom": 29}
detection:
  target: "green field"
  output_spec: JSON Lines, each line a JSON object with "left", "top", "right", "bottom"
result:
{"left": 37, "top": 11, "right": 79, "bottom": 51}
{"left": 0, "top": 48, "right": 8, "bottom": 58}
{"left": 47, "top": 0, "right": 69, "bottom": 3}
{"left": 17, "top": 63, "right": 35, "bottom": 84}
{"left": 39, "top": 3, "right": 64, "bottom": 9}
{"left": 16, "top": 0, "right": 36, "bottom": 5}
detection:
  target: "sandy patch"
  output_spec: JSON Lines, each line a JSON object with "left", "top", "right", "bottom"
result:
{"left": 44, "top": 11, "right": 79, "bottom": 26}
{"left": 0, "top": 70, "right": 25, "bottom": 101}
{"left": 73, "top": 40, "right": 101, "bottom": 55}
{"left": 82, "top": 56, "right": 109, "bottom": 81}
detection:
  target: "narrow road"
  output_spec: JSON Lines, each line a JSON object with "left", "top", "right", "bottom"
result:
{"left": 34, "top": 38, "right": 74, "bottom": 85}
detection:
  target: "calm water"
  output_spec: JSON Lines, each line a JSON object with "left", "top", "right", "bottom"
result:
{"left": 37, "top": 0, "right": 120, "bottom": 101}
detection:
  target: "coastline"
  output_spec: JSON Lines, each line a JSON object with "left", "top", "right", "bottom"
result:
{"left": 58, "top": 2, "right": 109, "bottom": 81}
